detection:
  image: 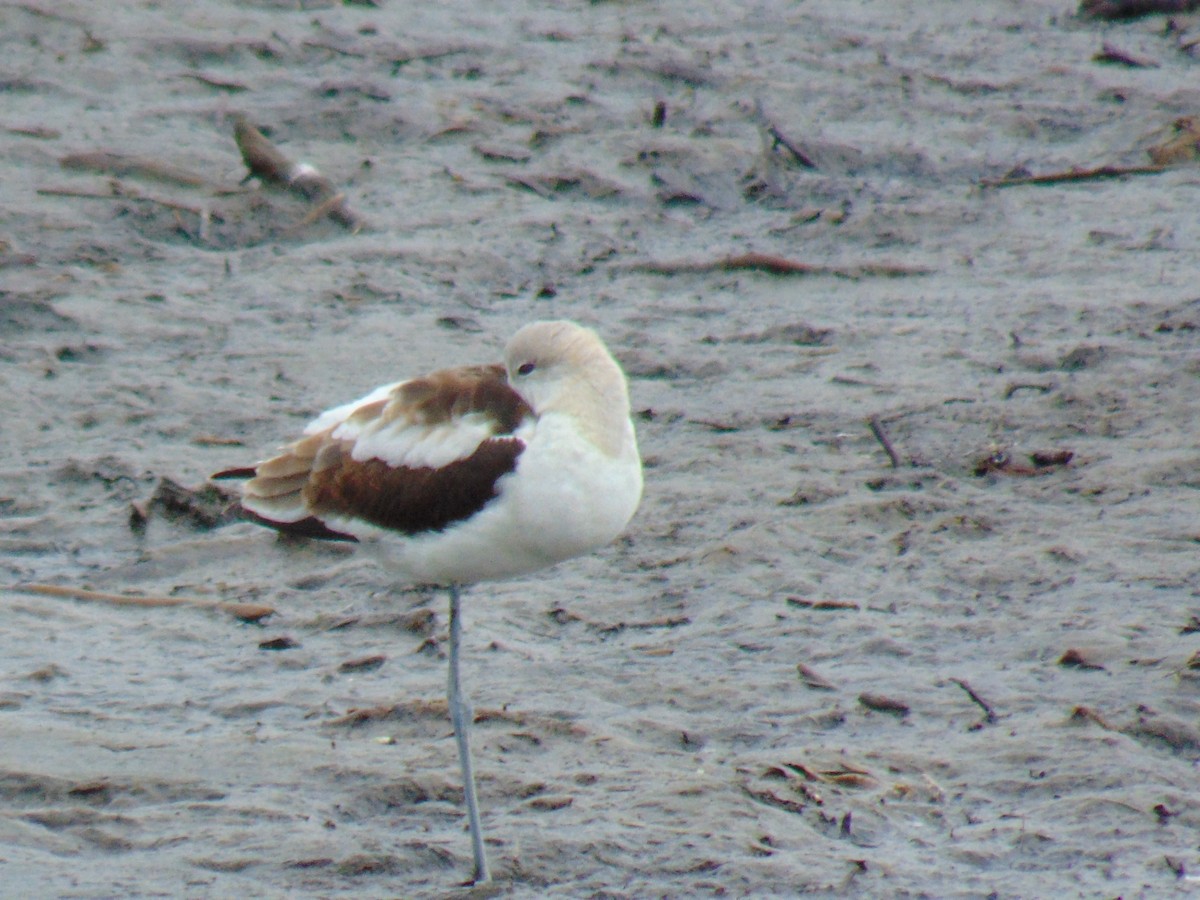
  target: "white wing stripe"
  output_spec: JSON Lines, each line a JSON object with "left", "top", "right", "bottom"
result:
{"left": 349, "top": 413, "right": 500, "bottom": 470}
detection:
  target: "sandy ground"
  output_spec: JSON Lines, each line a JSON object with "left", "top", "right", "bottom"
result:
{"left": 3, "top": 0, "right": 1200, "bottom": 896}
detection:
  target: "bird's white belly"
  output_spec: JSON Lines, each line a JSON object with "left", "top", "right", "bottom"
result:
{"left": 363, "top": 417, "right": 641, "bottom": 586}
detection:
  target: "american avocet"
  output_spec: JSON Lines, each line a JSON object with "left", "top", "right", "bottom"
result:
{"left": 214, "top": 320, "right": 642, "bottom": 884}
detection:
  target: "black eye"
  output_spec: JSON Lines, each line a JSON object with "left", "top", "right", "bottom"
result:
{"left": 517, "top": 362, "right": 536, "bottom": 376}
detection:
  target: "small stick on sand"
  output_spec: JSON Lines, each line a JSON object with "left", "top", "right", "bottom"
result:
{"left": 950, "top": 677, "right": 998, "bottom": 726}
{"left": 59, "top": 151, "right": 209, "bottom": 188}
{"left": 751, "top": 99, "right": 818, "bottom": 169}
{"left": 178, "top": 71, "right": 249, "bottom": 93}
{"left": 766, "top": 123, "right": 818, "bottom": 169}
{"left": 868, "top": 416, "right": 902, "bottom": 468}
{"left": 6, "top": 582, "right": 274, "bottom": 623}
{"left": 1079, "top": 0, "right": 1200, "bottom": 19}
{"left": 37, "top": 186, "right": 205, "bottom": 217}
{"left": 1093, "top": 42, "right": 1159, "bottom": 68}
{"left": 7, "top": 125, "right": 60, "bottom": 139}
{"left": 858, "top": 692, "right": 910, "bottom": 717}
{"left": 1003, "top": 382, "right": 1054, "bottom": 399}
{"left": 650, "top": 99, "right": 667, "bottom": 128}
{"left": 284, "top": 191, "right": 352, "bottom": 233}
{"left": 721, "top": 252, "right": 825, "bottom": 275}
{"left": 980, "top": 163, "right": 1167, "bottom": 188}
{"left": 233, "top": 115, "right": 365, "bottom": 233}
{"left": 634, "top": 253, "right": 929, "bottom": 279}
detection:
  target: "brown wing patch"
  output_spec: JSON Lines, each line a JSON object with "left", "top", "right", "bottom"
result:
{"left": 303, "top": 437, "right": 525, "bottom": 535}
{"left": 213, "top": 362, "right": 532, "bottom": 541}
{"left": 390, "top": 364, "right": 530, "bottom": 434}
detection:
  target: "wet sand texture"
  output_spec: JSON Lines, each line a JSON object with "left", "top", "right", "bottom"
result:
{"left": 3, "top": 1, "right": 1200, "bottom": 896}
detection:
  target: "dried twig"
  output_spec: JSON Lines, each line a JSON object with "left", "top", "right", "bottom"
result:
{"left": 6, "top": 582, "right": 274, "bottom": 623}
{"left": 1003, "top": 382, "right": 1053, "bottom": 399}
{"left": 1147, "top": 116, "right": 1200, "bottom": 166}
{"left": 721, "top": 252, "right": 824, "bottom": 275}
{"left": 858, "top": 692, "right": 910, "bottom": 717}
{"left": 301, "top": 40, "right": 367, "bottom": 59}
{"left": 547, "top": 603, "right": 689, "bottom": 634}
{"left": 751, "top": 99, "right": 818, "bottom": 169}
{"left": 1031, "top": 449, "right": 1074, "bottom": 468}
{"left": 765, "top": 123, "right": 818, "bottom": 169}
{"left": 37, "top": 185, "right": 205, "bottom": 216}
{"left": 1093, "top": 42, "right": 1159, "bottom": 67}
{"left": 796, "top": 662, "right": 837, "bottom": 691}
{"left": 1079, "top": 0, "right": 1200, "bottom": 18}
{"left": 743, "top": 784, "right": 807, "bottom": 815}
{"left": 178, "top": 71, "right": 249, "bottom": 93}
{"left": 233, "top": 115, "right": 365, "bottom": 232}
{"left": 284, "top": 191, "right": 351, "bottom": 233}
{"left": 634, "top": 253, "right": 929, "bottom": 279}
{"left": 1059, "top": 648, "right": 1106, "bottom": 670}
{"left": 594, "top": 615, "right": 690, "bottom": 636}
{"left": 989, "top": 120, "right": 1196, "bottom": 181}
{"left": 787, "top": 598, "right": 861, "bottom": 611}
{"left": 1070, "top": 705, "right": 1116, "bottom": 729}
{"left": 7, "top": 125, "right": 60, "bottom": 139}
{"left": 59, "top": 151, "right": 208, "bottom": 188}
{"left": 867, "top": 416, "right": 901, "bottom": 468}
{"left": 950, "top": 677, "right": 998, "bottom": 726}
{"left": 980, "top": 163, "right": 1167, "bottom": 188}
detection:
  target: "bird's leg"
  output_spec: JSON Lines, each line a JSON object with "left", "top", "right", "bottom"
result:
{"left": 447, "top": 584, "right": 491, "bottom": 884}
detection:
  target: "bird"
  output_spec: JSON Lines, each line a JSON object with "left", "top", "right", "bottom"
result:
{"left": 213, "top": 320, "right": 643, "bottom": 884}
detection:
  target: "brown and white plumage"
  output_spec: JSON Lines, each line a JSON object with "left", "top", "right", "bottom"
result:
{"left": 214, "top": 320, "right": 642, "bottom": 884}
{"left": 219, "top": 321, "right": 642, "bottom": 584}
{"left": 222, "top": 364, "right": 531, "bottom": 544}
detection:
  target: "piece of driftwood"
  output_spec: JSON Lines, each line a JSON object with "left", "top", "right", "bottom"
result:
{"left": 232, "top": 115, "right": 364, "bottom": 232}
{"left": 1030, "top": 449, "right": 1075, "bottom": 468}
{"left": 1059, "top": 648, "right": 1106, "bottom": 670}
{"left": 59, "top": 151, "right": 208, "bottom": 188}
{"left": 1093, "top": 42, "right": 1159, "bottom": 67}
{"left": 634, "top": 252, "right": 929, "bottom": 279}
{"left": 6, "top": 582, "right": 274, "bottom": 623}
{"left": 950, "top": 678, "right": 998, "bottom": 727}
{"left": 796, "top": 662, "right": 837, "bottom": 691}
{"left": 765, "top": 122, "right": 818, "bottom": 169}
{"left": 7, "top": 125, "right": 60, "bottom": 139}
{"left": 867, "top": 416, "right": 902, "bottom": 468}
{"left": 1147, "top": 116, "right": 1200, "bottom": 166}
{"left": 987, "top": 116, "right": 1200, "bottom": 186}
{"left": 1079, "top": 0, "right": 1200, "bottom": 18}
{"left": 750, "top": 98, "right": 818, "bottom": 169}
{"left": 981, "top": 163, "right": 1167, "bottom": 188}
{"left": 179, "top": 71, "right": 249, "bottom": 93}
{"left": 37, "top": 185, "right": 204, "bottom": 217}
{"left": 858, "top": 692, "right": 910, "bottom": 717}
{"left": 787, "top": 598, "right": 861, "bottom": 611}
{"left": 1003, "top": 382, "right": 1054, "bottom": 399}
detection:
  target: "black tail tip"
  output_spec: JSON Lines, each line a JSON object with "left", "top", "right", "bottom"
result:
{"left": 211, "top": 466, "right": 258, "bottom": 481}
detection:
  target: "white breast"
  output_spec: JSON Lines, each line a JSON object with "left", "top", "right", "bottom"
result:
{"left": 359, "top": 412, "right": 641, "bottom": 586}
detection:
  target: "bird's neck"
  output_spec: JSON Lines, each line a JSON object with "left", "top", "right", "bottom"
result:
{"left": 541, "top": 377, "right": 635, "bottom": 459}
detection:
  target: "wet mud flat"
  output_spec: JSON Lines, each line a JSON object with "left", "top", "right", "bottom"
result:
{"left": 2, "top": 1, "right": 1200, "bottom": 896}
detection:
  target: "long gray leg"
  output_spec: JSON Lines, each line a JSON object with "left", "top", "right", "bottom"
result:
{"left": 448, "top": 584, "right": 490, "bottom": 884}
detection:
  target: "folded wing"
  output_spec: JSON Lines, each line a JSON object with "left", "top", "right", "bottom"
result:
{"left": 215, "top": 364, "right": 534, "bottom": 541}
